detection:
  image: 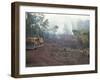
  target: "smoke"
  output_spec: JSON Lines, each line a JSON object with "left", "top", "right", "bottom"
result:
{"left": 44, "top": 13, "right": 90, "bottom": 35}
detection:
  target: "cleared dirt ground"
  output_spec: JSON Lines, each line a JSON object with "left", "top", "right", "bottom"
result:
{"left": 26, "top": 35, "right": 89, "bottom": 67}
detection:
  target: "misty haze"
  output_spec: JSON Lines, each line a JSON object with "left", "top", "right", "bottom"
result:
{"left": 26, "top": 12, "right": 90, "bottom": 67}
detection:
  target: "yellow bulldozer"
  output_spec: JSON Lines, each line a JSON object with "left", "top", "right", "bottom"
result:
{"left": 26, "top": 37, "right": 44, "bottom": 49}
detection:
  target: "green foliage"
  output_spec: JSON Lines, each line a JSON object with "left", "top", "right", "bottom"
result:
{"left": 72, "top": 29, "right": 89, "bottom": 48}
{"left": 26, "top": 13, "right": 49, "bottom": 39}
{"left": 72, "top": 20, "right": 89, "bottom": 48}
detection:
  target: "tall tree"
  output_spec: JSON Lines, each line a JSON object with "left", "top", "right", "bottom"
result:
{"left": 26, "top": 13, "right": 49, "bottom": 39}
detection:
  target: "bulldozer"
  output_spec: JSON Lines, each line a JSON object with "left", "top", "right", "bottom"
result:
{"left": 26, "top": 36, "right": 44, "bottom": 49}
